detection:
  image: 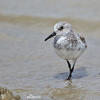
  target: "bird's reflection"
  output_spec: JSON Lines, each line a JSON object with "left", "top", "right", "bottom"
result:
{"left": 54, "top": 67, "right": 88, "bottom": 80}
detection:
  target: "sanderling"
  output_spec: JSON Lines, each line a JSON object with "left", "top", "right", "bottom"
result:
{"left": 44, "top": 21, "right": 87, "bottom": 80}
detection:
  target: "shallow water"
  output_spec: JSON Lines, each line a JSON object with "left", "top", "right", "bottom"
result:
{"left": 0, "top": 0, "right": 100, "bottom": 100}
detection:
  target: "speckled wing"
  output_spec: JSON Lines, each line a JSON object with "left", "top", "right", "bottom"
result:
{"left": 80, "top": 36, "right": 87, "bottom": 48}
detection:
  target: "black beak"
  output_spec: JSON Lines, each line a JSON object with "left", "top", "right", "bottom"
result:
{"left": 44, "top": 32, "right": 56, "bottom": 41}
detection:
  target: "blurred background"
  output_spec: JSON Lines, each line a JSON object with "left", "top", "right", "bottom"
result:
{"left": 0, "top": 0, "right": 100, "bottom": 100}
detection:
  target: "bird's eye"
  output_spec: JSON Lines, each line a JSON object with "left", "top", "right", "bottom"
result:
{"left": 58, "top": 26, "right": 63, "bottom": 31}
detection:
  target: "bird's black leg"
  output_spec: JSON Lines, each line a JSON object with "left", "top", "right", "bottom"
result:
{"left": 71, "top": 59, "right": 76, "bottom": 74}
{"left": 66, "top": 60, "right": 72, "bottom": 80}
{"left": 66, "top": 59, "right": 77, "bottom": 80}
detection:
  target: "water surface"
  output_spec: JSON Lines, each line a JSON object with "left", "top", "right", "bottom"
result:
{"left": 0, "top": 0, "right": 100, "bottom": 100}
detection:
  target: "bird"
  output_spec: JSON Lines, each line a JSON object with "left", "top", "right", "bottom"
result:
{"left": 44, "top": 21, "right": 87, "bottom": 80}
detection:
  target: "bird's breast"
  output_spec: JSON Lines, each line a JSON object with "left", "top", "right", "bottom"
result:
{"left": 53, "top": 36, "right": 67, "bottom": 50}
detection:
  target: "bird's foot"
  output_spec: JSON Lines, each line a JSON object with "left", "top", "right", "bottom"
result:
{"left": 64, "top": 76, "right": 72, "bottom": 81}
{"left": 67, "top": 77, "right": 71, "bottom": 80}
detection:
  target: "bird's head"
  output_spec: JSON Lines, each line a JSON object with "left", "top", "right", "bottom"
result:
{"left": 44, "top": 21, "right": 72, "bottom": 41}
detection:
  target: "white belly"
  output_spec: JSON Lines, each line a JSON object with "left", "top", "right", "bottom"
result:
{"left": 54, "top": 48, "right": 85, "bottom": 60}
